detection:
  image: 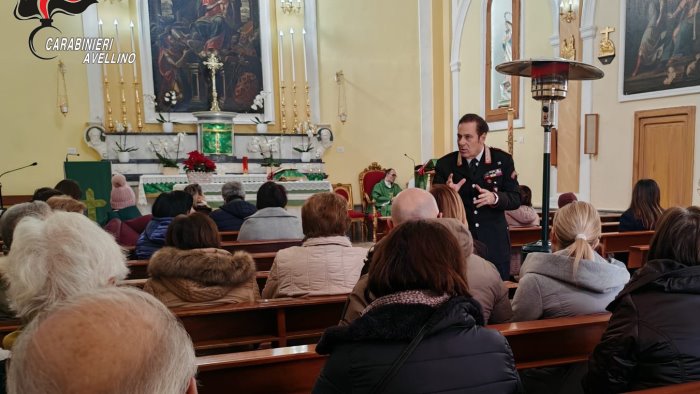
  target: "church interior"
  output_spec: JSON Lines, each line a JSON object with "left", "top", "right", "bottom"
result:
{"left": 1, "top": 0, "right": 700, "bottom": 393}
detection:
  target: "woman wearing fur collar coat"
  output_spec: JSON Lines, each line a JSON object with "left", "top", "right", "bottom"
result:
{"left": 144, "top": 213, "right": 259, "bottom": 309}
{"left": 313, "top": 221, "right": 521, "bottom": 393}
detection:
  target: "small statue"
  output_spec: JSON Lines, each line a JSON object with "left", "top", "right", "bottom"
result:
{"left": 84, "top": 124, "right": 108, "bottom": 160}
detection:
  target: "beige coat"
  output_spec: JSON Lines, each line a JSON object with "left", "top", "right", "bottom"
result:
{"left": 143, "top": 247, "right": 260, "bottom": 309}
{"left": 340, "top": 218, "right": 513, "bottom": 325}
{"left": 262, "top": 236, "right": 366, "bottom": 298}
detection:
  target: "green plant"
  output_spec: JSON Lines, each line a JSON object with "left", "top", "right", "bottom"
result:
{"left": 114, "top": 138, "right": 138, "bottom": 153}
{"left": 293, "top": 143, "right": 313, "bottom": 153}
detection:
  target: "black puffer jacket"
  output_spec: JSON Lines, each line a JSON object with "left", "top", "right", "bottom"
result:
{"left": 584, "top": 259, "right": 700, "bottom": 393}
{"left": 314, "top": 296, "right": 522, "bottom": 393}
{"left": 209, "top": 199, "right": 257, "bottom": 231}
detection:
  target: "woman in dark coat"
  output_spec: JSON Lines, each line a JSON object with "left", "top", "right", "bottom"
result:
{"left": 584, "top": 206, "right": 700, "bottom": 393}
{"left": 618, "top": 179, "right": 663, "bottom": 232}
{"left": 313, "top": 220, "right": 521, "bottom": 393}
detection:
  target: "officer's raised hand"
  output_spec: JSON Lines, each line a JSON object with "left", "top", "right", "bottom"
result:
{"left": 446, "top": 173, "right": 467, "bottom": 193}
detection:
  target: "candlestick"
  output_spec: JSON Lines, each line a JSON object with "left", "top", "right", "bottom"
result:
{"left": 129, "top": 20, "right": 143, "bottom": 131}
{"left": 98, "top": 19, "right": 114, "bottom": 131}
{"left": 278, "top": 31, "right": 284, "bottom": 83}
{"left": 289, "top": 28, "right": 296, "bottom": 83}
{"left": 114, "top": 19, "right": 127, "bottom": 126}
{"left": 302, "top": 28, "right": 308, "bottom": 83}
{"left": 292, "top": 84, "right": 298, "bottom": 133}
{"left": 280, "top": 84, "right": 288, "bottom": 133}
{"left": 507, "top": 108, "right": 515, "bottom": 155}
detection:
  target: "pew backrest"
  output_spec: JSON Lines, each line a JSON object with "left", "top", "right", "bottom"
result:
{"left": 628, "top": 245, "right": 650, "bottom": 269}
{"left": 599, "top": 231, "right": 654, "bottom": 256}
{"left": 219, "top": 231, "right": 239, "bottom": 242}
{"left": 221, "top": 239, "right": 303, "bottom": 254}
{"left": 510, "top": 226, "right": 542, "bottom": 247}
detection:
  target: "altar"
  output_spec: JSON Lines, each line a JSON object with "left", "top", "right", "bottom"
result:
{"left": 138, "top": 174, "right": 332, "bottom": 214}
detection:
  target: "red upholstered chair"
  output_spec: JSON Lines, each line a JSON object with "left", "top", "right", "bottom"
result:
{"left": 358, "top": 162, "right": 388, "bottom": 242}
{"left": 332, "top": 183, "right": 366, "bottom": 241}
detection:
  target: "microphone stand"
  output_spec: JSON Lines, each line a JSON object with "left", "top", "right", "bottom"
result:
{"left": 0, "top": 162, "right": 39, "bottom": 212}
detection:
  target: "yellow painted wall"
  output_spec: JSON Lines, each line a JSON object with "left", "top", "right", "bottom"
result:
{"left": 590, "top": 1, "right": 700, "bottom": 210}
{"left": 0, "top": 5, "right": 94, "bottom": 195}
{"left": 316, "top": 0, "right": 422, "bottom": 203}
{"left": 458, "top": 1, "right": 554, "bottom": 205}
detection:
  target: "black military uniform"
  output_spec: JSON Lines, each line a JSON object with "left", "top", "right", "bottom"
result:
{"left": 434, "top": 146, "right": 520, "bottom": 279}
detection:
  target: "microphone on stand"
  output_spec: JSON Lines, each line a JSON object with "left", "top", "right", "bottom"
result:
{"left": 0, "top": 162, "right": 38, "bottom": 212}
{"left": 403, "top": 153, "right": 417, "bottom": 172}
{"left": 65, "top": 153, "right": 80, "bottom": 162}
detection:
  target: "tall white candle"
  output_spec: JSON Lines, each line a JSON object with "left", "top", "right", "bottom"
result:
{"left": 98, "top": 19, "right": 107, "bottom": 77}
{"left": 129, "top": 20, "right": 138, "bottom": 78}
{"left": 289, "top": 28, "right": 296, "bottom": 83}
{"left": 278, "top": 31, "right": 284, "bottom": 83}
{"left": 302, "top": 28, "right": 308, "bottom": 83}
{"left": 114, "top": 19, "right": 124, "bottom": 79}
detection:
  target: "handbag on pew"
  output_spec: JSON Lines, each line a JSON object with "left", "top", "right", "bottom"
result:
{"left": 369, "top": 299, "right": 452, "bottom": 394}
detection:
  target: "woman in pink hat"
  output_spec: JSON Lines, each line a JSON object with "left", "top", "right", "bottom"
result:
{"left": 107, "top": 174, "right": 142, "bottom": 221}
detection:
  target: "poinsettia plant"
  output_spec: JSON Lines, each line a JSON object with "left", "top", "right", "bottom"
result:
{"left": 183, "top": 150, "right": 217, "bottom": 173}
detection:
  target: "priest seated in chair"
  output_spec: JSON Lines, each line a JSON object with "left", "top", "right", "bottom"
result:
{"left": 370, "top": 169, "right": 402, "bottom": 217}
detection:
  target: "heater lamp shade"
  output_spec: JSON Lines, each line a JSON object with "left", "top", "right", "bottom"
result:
{"left": 496, "top": 58, "right": 604, "bottom": 81}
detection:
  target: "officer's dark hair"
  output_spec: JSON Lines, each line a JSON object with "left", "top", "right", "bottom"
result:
{"left": 458, "top": 113, "right": 489, "bottom": 136}
{"left": 256, "top": 181, "right": 287, "bottom": 209}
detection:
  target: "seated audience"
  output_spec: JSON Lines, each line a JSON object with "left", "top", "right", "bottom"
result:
{"left": 262, "top": 193, "right": 366, "bottom": 298}
{"left": 210, "top": 181, "right": 257, "bottom": 231}
{"left": 1, "top": 212, "right": 128, "bottom": 350}
{"left": 30, "top": 187, "right": 62, "bottom": 202}
{"left": 584, "top": 207, "right": 700, "bottom": 392}
{"left": 135, "top": 191, "right": 193, "bottom": 260}
{"left": 0, "top": 201, "right": 52, "bottom": 253}
{"left": 506, "top": 185, "right": 540, "bottom": 227}
{"left": 557, "top": 192, "right": 578, "bottom": 208}
{"left": 370, "top": 168, "right": 402, "bottom": 216}
{"left": 619, "top": 178, "right": 663, "bottom": 232}
{"left": 54, "top": 179, "right": 82, "bottom": 200}
{"left": 512, "top": 201, "right": 629, "bottom": 322}
{"left": 314, "top": 220, "right": 521, "bottom": 393}
{"left": 237, "top": 181, "right": 303, "bottom": 241}
{"left": 107, "top": 174, "right": 142, "bottom": 221}
{"left": 104, "top": 215, "right": 153, "bottom": 248}
{"left": 184, "top": 183, "right": 212, "bottom": 214}
{"left": 144, "top": 213, "right": 259, "bottom": 308}
{"left": 46, "top": 195, "right": 86, "bottom": 213}
{"left": 7, "top": 287, "right": 197, "bottom": 394}
{"left": 0, "top": 202, "right": 52, "bottom": 320}
{"left": 342, "top": 188, "right": 513, "bottom": 325}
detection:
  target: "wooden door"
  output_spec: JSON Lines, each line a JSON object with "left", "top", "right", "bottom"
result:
{"left": 633, "top": 106, "right": 696, "bottom": 208}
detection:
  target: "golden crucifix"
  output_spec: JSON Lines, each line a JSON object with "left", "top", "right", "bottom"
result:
{"left": 204, "top": 53, "right": 223, "bottom": 112}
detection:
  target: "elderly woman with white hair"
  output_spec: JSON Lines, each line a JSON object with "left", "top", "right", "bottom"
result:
{"left": 209, "top": 181, "right": 257, "bottom": 231}
{"left": 0, "top": 211, "right": 129, "bottom": 350}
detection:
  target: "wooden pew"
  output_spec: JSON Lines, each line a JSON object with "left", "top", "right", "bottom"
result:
{"left": 602, "top": 221, "right": 620, "bottom": 233}
{"left": 221, "top": 239, "right": 303, "bottom": 254}
{"left": 195, "top": 313, "right": 612, "bottom": 393}
{"left": 625, "top": 381, "right": 700, "bottom": 393}
{"left": 600, "top": 213, "right": 622, "bottom": 223}
{"left": 219, "top": 231, "right": 239, "bottom": 242}
{"left": 197, "top": 345, "right": 325, "bottom": 394}
{"left": 599, "top": 231, "right": 654, "bottom": 257}
{"left": 510, "top": 226, "right": 542, "bottom": 247}
{"left": 628, "top": 245, "right": 650, "bottom": 269}
{"left": 490, "top": 313, "right": 611, "bottom": 369}
{"left": 174, "top": 294, "right": 347, "bottom": 354}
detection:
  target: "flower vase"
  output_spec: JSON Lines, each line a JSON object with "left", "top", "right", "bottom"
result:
{"left": 186, "top": 171, "right": 213, "bottom": 184}
{"left": 117, "top": 151, "right": 130, "bottom": 163}
{"left": 301, "top": 152, "right": 311, "bottom": 163}
{"left": 162, "top": 122, "right": 174, "bottom": 133}
{"left": 161, "top": 166, "right": 179, "bottom": 176}
{"left": 256, "top": 123, "right": 268, "bottom": 134}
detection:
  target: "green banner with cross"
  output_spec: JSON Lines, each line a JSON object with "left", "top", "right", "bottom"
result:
{"left": 64, "top": 161, "right": 112, "bottom": 224}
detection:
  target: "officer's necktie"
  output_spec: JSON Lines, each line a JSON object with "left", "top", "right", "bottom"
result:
{"left": 469, "top": 159, "right": 478, "bottom": 176}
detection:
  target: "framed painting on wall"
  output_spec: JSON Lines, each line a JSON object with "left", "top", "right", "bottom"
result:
{"left": 137, "top": 0, "right": 274, "bottom": 123}
{"left": 619, "top": 0, "right": 700, "bottom": 102}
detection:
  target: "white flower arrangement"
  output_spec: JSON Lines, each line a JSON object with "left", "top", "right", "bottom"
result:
{"left": 149, "top": 132, "right": 187, "bottom": 168}
{"left": 145, "top": 90, "right": 179, "bottom": 123}
{"left": 251, "top": 91, "right": 271, "bottom": 124}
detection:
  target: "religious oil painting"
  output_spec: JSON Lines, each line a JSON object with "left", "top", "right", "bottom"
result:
{"left": 139, "top": 0, "right": 271, "bottom": 122}
{"left": 621, "top": 0, "right": 700, "bottom": 100}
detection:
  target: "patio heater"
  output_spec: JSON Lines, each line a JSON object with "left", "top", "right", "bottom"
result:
{"left": 496, "top": 58, "right": 603, "bottom": 254}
